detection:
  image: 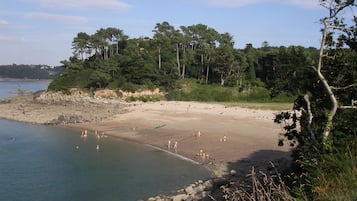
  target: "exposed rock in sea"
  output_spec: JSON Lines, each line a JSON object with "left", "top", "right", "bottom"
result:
{"left": 50, "top": 114, "right": 84, "bottom": 125}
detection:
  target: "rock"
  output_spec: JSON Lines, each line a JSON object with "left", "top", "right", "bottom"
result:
{"left": 195, "top": 184, "right": 205, "bottom": 192}
{"left": 147, "top": 197, "right": 156, "bottom": 201}
{"left": 203, "top": 180, "right": 213, "bottom": 189}
{"left": 173, "top": 194, "right": 188, "bottom": 201}
{"left": 51, "top": 114, "right": 84, "bottom": 125}
{"left": 0, "top": 99, "right": 11, "bottom": 104}
{"left": 212, "top": 178, "right": 229, "bottom": 190}
{"left": 230, "top": 169, "right": 237, "bottom": 176}
{"left": 185, "top": 185, "right": 195, "bottom": 194}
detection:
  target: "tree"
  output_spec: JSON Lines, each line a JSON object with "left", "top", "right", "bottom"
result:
{"left": 213, "top": 32, "right": 237, "bottom": 86}
{"left": 275, "top": 1, "right": 357, "bottom": 199}
{"left": 244, "top": 44, "right": 258, "bottom": 82}
{"left": 153, "top": 22, "right": 181, "bottom": 77}
{"left": 183, "top": 24, "right": 219, "bottom": 83}
{"left": 314, "top": 0, "right": 357, "bottom": 142}
{"left": 72, "top": 32, "right": 91, "bottom": 61}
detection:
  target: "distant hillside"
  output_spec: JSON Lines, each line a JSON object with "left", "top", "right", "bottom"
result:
{"left": 0, "top": 64, "right": 65, "bottom": 79}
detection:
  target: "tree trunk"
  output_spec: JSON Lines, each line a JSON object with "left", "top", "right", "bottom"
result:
{"left": 205, "top": 56, "right": 211, "bottom": 84}
{"left": 176, "top": 43, "right": 181, "bottom": 78}
{"left": 182, "top": 47, "right": 186, "bottom": 79}
{"left": 317, "top": 17, "right": 339, "bottom": 142}
{"left": 220, "top": 73, "right": 225, "bottom": 86}
{"left": 158, "top": 47, "right": 161, "bottom": 70}
{"left": 182, "top": 64, "right": 186, "bottom": 79}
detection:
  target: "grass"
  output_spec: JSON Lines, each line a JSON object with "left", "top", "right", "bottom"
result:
{"left": 221, "top": 163, "right": 293, "bottom": 201}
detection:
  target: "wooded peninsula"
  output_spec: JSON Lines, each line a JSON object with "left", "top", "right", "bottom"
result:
{"left": 49, "top": 21, "right": 320, "bottom": 103}
{"left": 3, "top": 1, "right": 357, "bottom": 200}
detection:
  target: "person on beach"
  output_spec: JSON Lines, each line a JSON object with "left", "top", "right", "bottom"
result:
{"left": 80, "top": 130, "right": 88, "bottom": 139}
{"left": 167, "top": 140, "right": 171, "bottom": 151}
{"left": 84, "top": 130, "right": 88, "bottom": 138}
{"left": 95, "top": 130, "right": 100, "bottom": 140}
{"left": 193, "top": 130, "right": 201, "bottom": 138}
{"left": 173, "top": 141, "right": 178, "bottom": 153}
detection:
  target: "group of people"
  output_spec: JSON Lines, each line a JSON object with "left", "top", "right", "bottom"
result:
{"left": 196, "top": 148, "right": 210, "bottom": 161}
{"left": 167, "top": 140, "right": 178, "bottom": 153}
{"left": 77, "top": 129, "right": 106, "bottom": 151}
{"left": 219, "top": 135, "right": 227, "bottom": 142}
{"left": 194, "top": 131, "right": 228, "bottom": 163}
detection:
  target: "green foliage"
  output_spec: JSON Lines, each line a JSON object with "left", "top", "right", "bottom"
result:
{"left": 120, "top": 82, "right": 141, "bottom": 92}
{"left": 47, "top": 73, "right": 73, "bottom": 92}
{"left": 166, "top": 84, "right": 231, "bottom": 102}
{"left": 0, "top": 64, "right": 64, "bottom": 79}
{"left": 45, "top": 3, "right": 357, "bottom": 201}
{"left": 126, "top": 95, "right": 161, "bottom": 102}
{"left": 166, "top": 80, "right": 295, "bottom": 103}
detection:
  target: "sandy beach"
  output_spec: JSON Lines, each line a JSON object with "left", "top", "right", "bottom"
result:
{"left": 0, "top": 93, "right": 291, "bottom": 176}
{"left": 65, "top": 101, "right": 291, "bottom": 174}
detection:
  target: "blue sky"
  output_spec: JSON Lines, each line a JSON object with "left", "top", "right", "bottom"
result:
{"left": 0, "top": 0, "right": 330, "bottom": 66}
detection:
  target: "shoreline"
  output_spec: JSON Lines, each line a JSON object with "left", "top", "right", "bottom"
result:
{"left": 0, "top": 77, "right": 52, "bottom": 82}
{"left": 63, "top": 100, "right": 292, "bottom": 176}
{"left": 0, "top": 92, "right": 293, "bottom": 200}
{"left": 144, "top": 144, "right": 202, "bottom": 166}
{"left": 0, "top": 93, "right": 291, "bottom": 176}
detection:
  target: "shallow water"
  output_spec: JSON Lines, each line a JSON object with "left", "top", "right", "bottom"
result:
{"left": 0, "top": 81, "right": 210, "bottom": 201}
{"left": 0, "top": 80, "right": 50, "bottom": 98}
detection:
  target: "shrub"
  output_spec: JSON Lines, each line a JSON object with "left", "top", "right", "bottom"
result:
{"left": 221, "top": 164, "right": 292, "bottom": 201}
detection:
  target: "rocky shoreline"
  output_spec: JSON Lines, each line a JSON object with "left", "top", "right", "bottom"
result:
{"left": 0, "top": 90, "right": 291, "bottom": 201}
{"left": 0, "top": 90, "right": 128, "bottom": 125}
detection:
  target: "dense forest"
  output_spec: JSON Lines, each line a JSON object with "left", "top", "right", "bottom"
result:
{"left": 48, "top": 22, "right": 320, "bottom": 102}
{"left": 0, "top": 64, "right": 64, "bottom": 79}
{"left": 50, "top": 0, "right": 357, "bottom": 200}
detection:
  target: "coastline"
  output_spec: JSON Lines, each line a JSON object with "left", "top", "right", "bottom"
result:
{"left": 61, "top": 100, "right": 291, "bottom": 175}
{"left": 0, "top": 77, "right": 52, "bottom": 82}
{"left": 0, "top": 93, "right": 291, "bottom": 165}
{"left": 0, "top": 92, "right": 292, "bottom": 200}
{"left": 144, "top": 144, "right": 202, "bottom": 166}
{"left": 0, "top": 92, "right": 291, "bottom": 176}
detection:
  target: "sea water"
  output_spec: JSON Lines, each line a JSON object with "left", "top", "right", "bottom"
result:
{"left": 0, "top": 80, "right": 210, "bottom": 201}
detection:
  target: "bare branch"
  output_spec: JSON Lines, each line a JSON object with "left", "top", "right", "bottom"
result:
{"left": 331, "top": 83, "right": 357, "bottom": 90}
{"left": 303, "top": 95, "right": 317, "bottom": 143}
{"left": 327, "top": 25, "right": 356, "bottom": 31}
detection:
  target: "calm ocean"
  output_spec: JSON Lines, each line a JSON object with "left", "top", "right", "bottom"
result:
{"left": 0, "top": 81, "right": 210, "bottom": 201}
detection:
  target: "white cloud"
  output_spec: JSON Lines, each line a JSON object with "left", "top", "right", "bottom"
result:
{"left": 24, "top": 0, "right": 130, "bottom": 10}
{"left": 286, "top": 0, "right": 320, "bottom": 8}
{"left": 0, "top": 34, "right": 13, "bottom": 41}
{"left": 207, "top": 0, "right": 320, "bottom": 8}
{"left": 25, "top": 12, "right": 88, "bottom": 24}
{"left": 0, "top": 19, "right": 9, "bottom": 26}
{"left": 208, "top": 0, "right": 268, "bottom": 7}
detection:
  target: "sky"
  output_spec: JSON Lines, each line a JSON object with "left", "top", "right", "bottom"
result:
{"left": 0, "top": 0, "right": 331, "bottom": 66}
